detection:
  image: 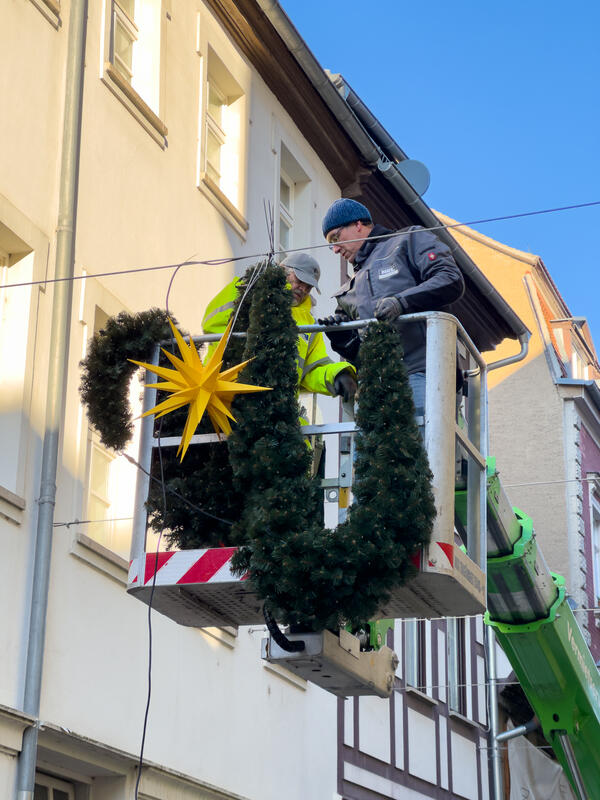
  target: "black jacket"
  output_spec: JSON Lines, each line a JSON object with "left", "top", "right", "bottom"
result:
{"left": 327, "top": 224, "right": 465, "bottom": 374}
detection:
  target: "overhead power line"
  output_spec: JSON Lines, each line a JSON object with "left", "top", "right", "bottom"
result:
{"left": 3, "top": 199, "right": 600, "bottom": 292}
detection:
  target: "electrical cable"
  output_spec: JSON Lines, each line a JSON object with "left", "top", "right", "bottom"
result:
{"left": 122, "top": 452, "right": 233, "bottom": 525}
{"left": 52, "top": 516, "right": 133, "bottom": 528}
{"left": 3, "top": 198, "right": 600, "bottom": 291}
{"left": 263, "top": 605, "right": 306, "bottom": 653}
{"left": 503, "top": 476, "right": 599, "bottom": 488}
{"left": 133, "top": 323, "right": 176, "bottom": 799}
{"left": 131, "top": 217, "right": 277, "bottom": 794}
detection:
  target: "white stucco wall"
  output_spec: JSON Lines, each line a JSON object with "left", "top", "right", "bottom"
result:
{"left": 0, "top": 1, "right": 347, "bottom": 797}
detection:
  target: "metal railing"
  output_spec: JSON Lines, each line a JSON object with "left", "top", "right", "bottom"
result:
{"left": 130, "top": 312, "right": 488, "bottom": 579}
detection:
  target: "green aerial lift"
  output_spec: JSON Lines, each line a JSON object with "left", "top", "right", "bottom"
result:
{"left": 482, "top": 460, "right": 600, "bottom": 799}
{"left": 127, "top": 311, "right": 600, "bottom": 797}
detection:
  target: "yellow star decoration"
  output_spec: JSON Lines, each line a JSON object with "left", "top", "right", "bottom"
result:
{"left": 130, "top": 319, "right": 271, "bottom": 461}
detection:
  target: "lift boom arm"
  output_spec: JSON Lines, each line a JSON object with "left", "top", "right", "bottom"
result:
{"left": 485, "top": 462, "right": 600, "bottom": 799}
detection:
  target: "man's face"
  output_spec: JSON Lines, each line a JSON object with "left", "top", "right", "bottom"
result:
{"left": 326, "top": 221, "right": 369, "bottom": 264}
{"left": 286, "top": 269, "right": 312, "bottom": 306}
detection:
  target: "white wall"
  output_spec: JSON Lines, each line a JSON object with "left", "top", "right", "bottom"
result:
{"left": 0, "top": 0, "right": 346, "bottom": 797}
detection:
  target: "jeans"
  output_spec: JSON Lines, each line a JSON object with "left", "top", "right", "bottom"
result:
{"left": 408, "top": 372, "right": 426, "bottom": 438}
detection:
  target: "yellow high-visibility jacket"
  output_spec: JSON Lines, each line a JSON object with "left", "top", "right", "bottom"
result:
{"left": 202, "top": 278, "right": 355, "bottom": 396}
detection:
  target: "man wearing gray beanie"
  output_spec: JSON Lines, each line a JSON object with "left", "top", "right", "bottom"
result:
{"left": 320, "top": 198, "right": 465, "bottom": 422}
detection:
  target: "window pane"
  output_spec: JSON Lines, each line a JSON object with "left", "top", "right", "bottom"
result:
{"left": 206, "top": 128, "right": 222, "bottom": 184}
{"left": 54, "top": 791, "right": 70, "bottom": 800}
{"left": 280, "top": 217, "right": 291, "bottom": 250}
{"left": 208, "top": 84, "right": 223, "bottom": 127}
{"left": 280, "top": 177, "right": 291, "bottom": 212}
{"left": 33, "top": 787, "right": 49, "bottom": 800}
{"left": 114, "top": 21, "right": 134, "bottom": 77}
{"left": 90, "top": 447, "right": 111, "bottom": 499}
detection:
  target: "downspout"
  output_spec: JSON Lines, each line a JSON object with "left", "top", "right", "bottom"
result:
{"left": 487, "top": 626, "right": 504, "bottom": 800}
{"left": 15, "top": 0, "right": 88, "bottom": 797}
{"left": 486, "top": 333, "right": 530, "bottom": 372}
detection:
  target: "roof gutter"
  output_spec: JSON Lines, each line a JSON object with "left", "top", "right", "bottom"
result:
{"left": 327, "top": 72, "right": 408, "bottom": 164}
{"left": 257, "top": 0, "right": 530, "bottom": 342}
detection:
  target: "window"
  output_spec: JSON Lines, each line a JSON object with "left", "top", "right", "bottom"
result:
{"left": 205, "top": 80, "right": 227, "bottom": 185}
{"left": 405, "top": 618, "right": 426, "bottom": 691}
{"left": 591, "top": 495, "right": 600, "bottom": 609}
{"left": 447, "top": 617, "right": 467, "bottom": 714}
{"left": 279, "top": 169, "right": 294, "bottom": 252}
{"left": 276, "top": 143, "right": 310, "bottom": 254}
{"left": 0, "top": 223, "right": 34, "bottom": 497}
{"left": 34, "top": 774, "right": 74, "bottom": 800}
{"left": 83, "top": 306, "right": 142, "bottom": 559}
{"left": 195, "top": 16, "right": 250, "bottom": 235}
{"left": 199, "top": 48, "right": 245, "bottom": 220}
{"left": 103, "top": 0, "right": 166, "bottom": 143}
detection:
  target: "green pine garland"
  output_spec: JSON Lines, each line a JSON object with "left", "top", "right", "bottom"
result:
{"left": 229, "top": 265, "right": 436, "bottom": 630}
{"left": 78, "top": 266, "right": 436, "bottom": 629}
{"left": 79, "top": 308, "right": 174, "bottom": 450}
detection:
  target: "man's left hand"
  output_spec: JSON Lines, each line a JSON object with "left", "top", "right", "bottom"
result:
{"left": 374, "top": 296, "right": 403, "bottom": 321}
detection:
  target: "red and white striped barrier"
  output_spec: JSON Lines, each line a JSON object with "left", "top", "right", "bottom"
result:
{"left": 128, "top": 546, "right": 247, "bottom": 588}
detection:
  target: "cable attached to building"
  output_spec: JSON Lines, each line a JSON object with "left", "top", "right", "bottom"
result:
{"left": 263, "top": 605, "right": 305, "bottom": 652}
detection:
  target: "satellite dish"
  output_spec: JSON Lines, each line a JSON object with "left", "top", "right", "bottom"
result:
{"left": 379, "top": 158, "right": 431, "bottom": 197}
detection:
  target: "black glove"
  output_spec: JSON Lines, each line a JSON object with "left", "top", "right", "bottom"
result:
{"left": 317, "top": 312, "right": 350, "bottom": 326}
{"left": 374, "top": 296, "right": 404, "bottom": 322}
{"left": 333, "top": 371, "right": 358, "bottom": 402}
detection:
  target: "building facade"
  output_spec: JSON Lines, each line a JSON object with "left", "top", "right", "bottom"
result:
{"left": 438, "top": 213, "right": 600, "bottom": 658}
{"left": 1, "top": 2, "right": 528, "bottom": 800}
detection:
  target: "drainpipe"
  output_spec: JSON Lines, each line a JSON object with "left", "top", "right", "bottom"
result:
{"left": 487, "top": 333, "right": 530, "bottom": 373}
{"left": 15, "top": 1, "right": 88, "bottom": 797}
{"left": 487, "top": 626, "right": 504, "bottom": 800}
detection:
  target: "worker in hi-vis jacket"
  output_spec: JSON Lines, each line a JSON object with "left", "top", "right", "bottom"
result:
{"left": 202, "top": 252, "right": 358, "bottom": 422}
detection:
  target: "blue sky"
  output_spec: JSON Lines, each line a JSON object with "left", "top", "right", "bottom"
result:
{"left": 279, "top": 0, "right": 600, "bottom": 346}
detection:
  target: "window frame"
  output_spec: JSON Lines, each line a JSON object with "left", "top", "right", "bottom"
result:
{"left": 590, "top": 491, "right": 600, "bottom": 609}
{"left": 34, "top": 772, "right": 75, "bottom": 800}
{"left": 101, "top": 0, "right": 168, "bottom": 146}
{"left": 447, "top": 616, "right": 467, "bottom": 715}
{"left": 112, "top": 0, "right": 138, "bottom": 83}
{"left": 195, "top": 17, "right": 249, "bottom": 238}
{"left": 205, "top": 79, "right": 227, "bottom": 186}
{"left": 278, "top": 167, "right": 295, "bottom": 253}
{"left": 405, "top": 618, "right": 427, "bottom": 692}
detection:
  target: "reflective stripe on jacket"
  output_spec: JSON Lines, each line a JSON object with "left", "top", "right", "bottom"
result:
{"left": 202, "top": 278, "right": 355, "bottom": 395}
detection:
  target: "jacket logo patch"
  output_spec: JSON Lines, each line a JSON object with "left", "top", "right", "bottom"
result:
{"left": 428, "top": 252, "right": 436, "bottom": 261}
{"left": 378, "top": 265, "right": 399, "bottom": 280}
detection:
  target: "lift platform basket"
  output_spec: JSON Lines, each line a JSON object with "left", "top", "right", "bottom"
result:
{"left": 128, "top": 314, "right": 489, "bottom": 629}
{"left": 128, "top": 538, "right": 485, "bottom": 628}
